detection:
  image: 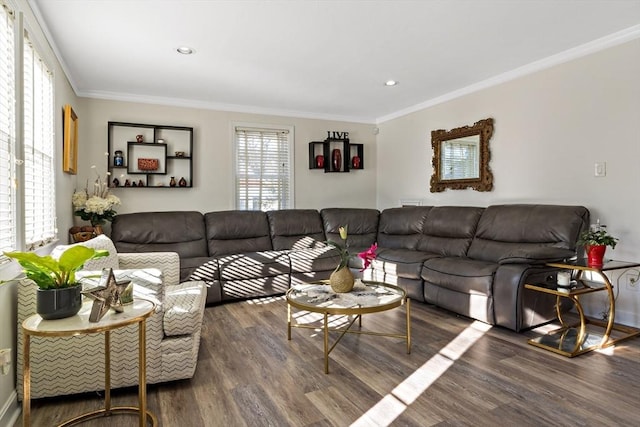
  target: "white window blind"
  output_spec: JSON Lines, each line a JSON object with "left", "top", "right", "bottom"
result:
{"left": 0, "top": 3, "right": 15, "bottom": 259}
{"left": 442, "top": 138, "right": 479, "bottom": 180}
{"left": 234, "top": 126, "right": 293, "bottom": 211}
{"left": 23, "top": 33, "right": 55, "bottom": 249}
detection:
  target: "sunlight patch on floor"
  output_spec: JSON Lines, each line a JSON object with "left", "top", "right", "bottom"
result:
{"left": 351, "top": 321, "right": 492, "bottom": 426}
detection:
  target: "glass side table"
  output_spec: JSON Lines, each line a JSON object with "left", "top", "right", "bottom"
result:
{"left": 525, "top": 259, "right": 640, "bottom": 357}
{"left": 22, "top": 298, "right": 157, "bottom": 426}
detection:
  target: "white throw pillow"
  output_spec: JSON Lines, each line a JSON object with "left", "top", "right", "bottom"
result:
{"left": 51, "top": 234, "right": 120, "bottom": 271}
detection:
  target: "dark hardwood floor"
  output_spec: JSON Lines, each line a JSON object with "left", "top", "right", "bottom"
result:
{"left": 19, "top": 296, "right": 640, "bottom": 426}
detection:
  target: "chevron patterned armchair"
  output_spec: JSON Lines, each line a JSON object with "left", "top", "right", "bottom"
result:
{"left": 16, "top": 235, "right": 207, "bottom": 400}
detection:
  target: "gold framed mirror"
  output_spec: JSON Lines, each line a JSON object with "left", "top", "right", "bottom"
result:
{"left": 430, "top": 118, "right": 493, "bottom": 192}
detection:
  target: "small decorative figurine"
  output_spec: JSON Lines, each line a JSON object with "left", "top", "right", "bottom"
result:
{"left": 179, "top": 177, "right": 187, "bottom": 187}
{"left": 170, "top": 177, "right": 177, "bottom": 187}
{"left": 125, "top": 179, "right": 131, "bottom": 187}
{"left": 112, "top": 178, "right": 120, "bottom": 187}
{"left": 114, "top": 150, "right": 124, "bottom": 166}
{"left": 138, "top": 179, "right": 144, "bottom": 187}
{"left": 82, "top": 268, "right": 129, "bottom": 322}
{"left": 136, "top": 134, "right": 144, "bottom": 142}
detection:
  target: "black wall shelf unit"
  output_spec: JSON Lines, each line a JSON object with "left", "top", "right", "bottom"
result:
{"left": 308, "top": 138, "right": 363, "bottom": 173}
{"left": 107, "top": 121, "right": 193, "bottom": 188}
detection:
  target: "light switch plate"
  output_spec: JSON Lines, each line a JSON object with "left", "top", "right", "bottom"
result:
{"left": 594, "top": 162, "right": 606, "bottom": 177}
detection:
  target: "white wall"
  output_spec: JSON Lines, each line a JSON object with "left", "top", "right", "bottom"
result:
{"left": 377, "top": 39, "right": 640, "bottom": 327}
{"left": 77, "top": 99, "right": 378, "bottom": 218}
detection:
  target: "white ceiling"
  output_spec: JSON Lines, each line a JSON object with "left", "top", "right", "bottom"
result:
{"left": 29, "top": 0, "right": 640, "bottom": 124}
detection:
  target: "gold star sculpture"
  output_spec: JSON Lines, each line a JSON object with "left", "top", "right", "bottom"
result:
{"left": 82, "top": 268, "right": 130, "bottom": 322}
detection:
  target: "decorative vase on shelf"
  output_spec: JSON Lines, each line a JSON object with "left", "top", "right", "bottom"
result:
{"left": 315, "top": 155, "right": 324, "bottom": 168}
{"left": 586, "top": 244, "right": 606, "bottom": 267}
{"left": 113, "top": 150, "right": 124, "bottom": 166}
{"left": 351, "top": 155, "right": 361, "bottom": 169}
{"left": 170, "top": 177, "right": 177, "bottom": 187}
{"left": 332, "top": 149, "right": 342, "bottom": 172}
{"left": 179, "top": 177, "right": 187, "bottom": 187}
{"left": 329, "top": 266, "right": 354, "bottom": 293}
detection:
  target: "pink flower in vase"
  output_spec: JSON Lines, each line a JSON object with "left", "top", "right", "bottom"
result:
{"left": 358, "top": 243, "right": 378, "bottom": 271}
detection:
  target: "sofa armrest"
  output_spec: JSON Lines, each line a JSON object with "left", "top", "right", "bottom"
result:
{"left": 163, "top": 280, "right": 207, "bottom": 336}
{"left": 498, "top": 247, "right": 575, "bottom": 265}
{"left": 118, "top": 252, "right": 180, "bottom": 287}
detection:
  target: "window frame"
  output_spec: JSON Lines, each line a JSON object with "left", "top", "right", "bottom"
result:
{"left": 0, "top": 4, "right": 57, "bottom": 272}
{"left": 232, "top": 122, "right": 295, "bottom": 211}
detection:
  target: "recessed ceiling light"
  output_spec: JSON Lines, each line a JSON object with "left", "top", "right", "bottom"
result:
{"left": 176, "top": 46, "right": 195, "bottom": 55}
{"left": 384, "top": 80, "right": 398, "bottom": 86}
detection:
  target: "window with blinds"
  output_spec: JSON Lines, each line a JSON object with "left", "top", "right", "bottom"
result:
{"left": 23, "top": 33, "right": 56, "bottom": 249}
{"left": 441, "top": 137, "right": 479, "bottom": 180}
{"left": 0, "top": 3, "right": 15, "bottom": 259}
{"left": 234, "top": 126, "right": 294, "bottom": 211}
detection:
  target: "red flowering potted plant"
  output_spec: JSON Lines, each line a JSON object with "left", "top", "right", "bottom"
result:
{"left": 577, "top": 224, "right": 618, "bottom": 267}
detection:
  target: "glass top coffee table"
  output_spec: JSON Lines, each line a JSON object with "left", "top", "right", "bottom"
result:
{"left": 286, "top": 280, "right": 411, "bottom": 373}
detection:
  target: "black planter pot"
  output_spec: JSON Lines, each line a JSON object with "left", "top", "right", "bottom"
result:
{"left": 36, "top": 285, "right": 83, "bottom": 320}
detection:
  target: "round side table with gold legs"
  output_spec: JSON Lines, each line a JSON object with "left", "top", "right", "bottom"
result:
{"left": 22, "top": 298, "right": 157, "bottom": 427}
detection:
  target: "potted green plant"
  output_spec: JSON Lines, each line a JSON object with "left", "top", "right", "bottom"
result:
{"left": 577, "top": 226, "right": 618, "bottom": 267}
{"left": 3, "top": 246, "right": 108, "bottom": 319}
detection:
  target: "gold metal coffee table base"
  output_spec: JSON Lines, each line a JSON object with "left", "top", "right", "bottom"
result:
{"left": 287, "top": 281, "right": 411, "bottom": 374}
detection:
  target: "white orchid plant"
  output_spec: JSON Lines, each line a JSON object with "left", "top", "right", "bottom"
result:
{"left": 72, "top": 155, "right": 121, "bottom": 226}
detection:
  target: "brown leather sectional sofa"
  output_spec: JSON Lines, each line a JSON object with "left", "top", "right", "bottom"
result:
{"left": 111, "top": 204, "right": 589, "bottom": 332}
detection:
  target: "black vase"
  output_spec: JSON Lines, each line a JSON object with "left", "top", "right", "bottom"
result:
{"left": 36, "top": 285, "right": 83, "bottom": 320}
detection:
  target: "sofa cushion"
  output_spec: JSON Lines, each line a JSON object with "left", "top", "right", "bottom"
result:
{"left": 321, "top": 208, "right": 379, "bottom": 249}
{"left": 205, "top": 211, "right": 272, "bottom": 256}
{"left": 180, "top": 256, "right": 214, "bottom": 281}
{"left": 111, "top": 211, "right": 208, "bottom": 259}
{"left": 217, "top": 250, "right": 290, "bottom": 281}
{"left": 288, "top": 247, "right": 341, "bottom": 274}
{"left": 267, "top": 209, "right": 325, "bottom": 250}
{"left": 377, "top": 207, "right": 431, "bottom": 249}
{"left": 52, "top": 234, "right": 120, "bottom": 271}
{"left": 374, "top": 248, "right": 441, "bottom": 280}
{"left": 416, "top": 206, "right": 484, "bottom": 256}
{"left": 422, "top": 257, "right": 498, "bottom": 295}
{"left": 467, "top": 204, "right": 589, "bottom": 263}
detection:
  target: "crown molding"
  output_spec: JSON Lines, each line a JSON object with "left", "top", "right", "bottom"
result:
{"left": 78, "top": 89, "right": 376, "bottom": 124}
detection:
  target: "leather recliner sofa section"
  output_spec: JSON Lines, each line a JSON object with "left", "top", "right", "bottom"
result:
{"left": 111, "top": 204, "right": 589, "bottom": 332}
